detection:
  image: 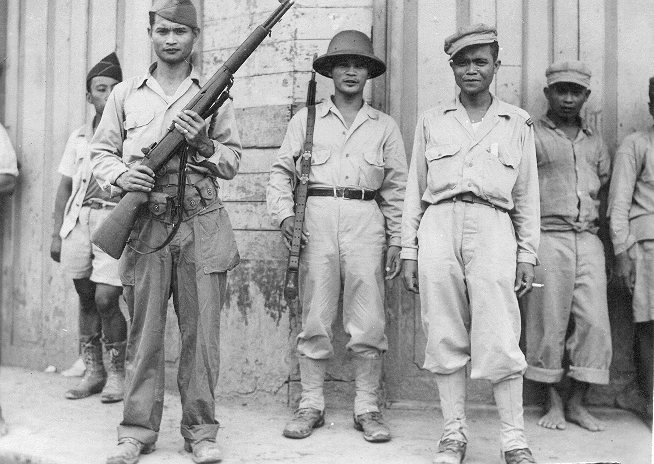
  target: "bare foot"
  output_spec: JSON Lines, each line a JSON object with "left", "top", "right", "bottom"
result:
{"left": 566, "top": 402, "right": 605, "bottom": 432}
{"left": 538, "top": 386, "right": 566, "bottom": 430}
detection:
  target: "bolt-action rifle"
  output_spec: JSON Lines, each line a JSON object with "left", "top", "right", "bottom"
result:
{"left": 92, "top": 0, "right": 295, "bottom": 260}
{"left": 283, "top": 62, "right": 317, "bottom": 302}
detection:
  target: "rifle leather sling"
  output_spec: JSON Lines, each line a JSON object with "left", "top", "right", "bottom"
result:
{"left": 287, "top": 105, "right": 316, "bottom": 272}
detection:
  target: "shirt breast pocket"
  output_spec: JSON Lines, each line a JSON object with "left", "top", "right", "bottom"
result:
{"left": 295, "top": 148, "right": 331, "bottom": 177}
{"left": 482, "top": 144, "right": 520, "bottom": 202}
{"left": 425, "top": 143, "right": 461, "bottom": 194}
{"left": 359, "top": 151, "right": 385, "bottom": 189}
{"left": 123, "top": 111, "right": 155, "bottom": 159}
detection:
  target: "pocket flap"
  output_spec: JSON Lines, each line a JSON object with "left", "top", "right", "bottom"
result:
{"left": 363, "top": 151, "right": 385, "bottom": 167}
{"left": 195, "top": 177, "right": 218, "bottom": 201}
{"left": 498, "top": 147, "right": 520, "bottom": 168}
{"left": 183, "top": 190, "right": 202, "bottom": 211}
{"left": 310, "top": 149, "right": 331, "bottom": 165}
{"left": 425, "top": 144, "right": 460, "bottom": 161}
{"left": 124, "top": 111, "right": 155, "bottom": 130}
{"left": 147, "top": 192, "right": 168, "bottom": 216}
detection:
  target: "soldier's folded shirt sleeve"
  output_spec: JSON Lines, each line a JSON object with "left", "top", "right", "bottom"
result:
{"left": 608, "top": 134, "right": 639, "bottom": 255}
{"left": 510, "top": 120, "right": 540, "bottom": 265}
{"left": 400, "top": 114, "right": 429, "bottom": 261}
{"left": 378, "top": 121, "right": 407, "bottom": 247}
{"left": 197, "top": 99, "right": 242, "bottom": 180}
{"left": 0, "top": 124, "right": 18, "bottom": 177}
{"left": 90, "top": 88, "right": 128, "bottom": 197}
{"left": 266, "top": 109, "right": 305, "bottom": 228}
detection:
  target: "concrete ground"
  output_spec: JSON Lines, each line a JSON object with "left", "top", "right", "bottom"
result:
{"left": 0, "top": 367, "right": 650, "bottom": 464}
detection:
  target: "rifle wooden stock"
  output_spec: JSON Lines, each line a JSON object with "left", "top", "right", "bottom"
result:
{"left": 92, "top": 0, "right": 294, "bottom": 259}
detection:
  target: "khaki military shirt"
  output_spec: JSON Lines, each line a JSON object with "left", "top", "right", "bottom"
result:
{"left": 401, "top": 96, "right": 540, "bottom": 264}
{"left": 90, "top": 63, "right": 242, "bottom": 196}
{"left": 534, "top": 114, "right": 611, "bottom": 233}
{"left": 267, "top": 99, "right": 407, "bottom": 246}
{"left": 608, "top": 126, "right": 654, "bottom": 254}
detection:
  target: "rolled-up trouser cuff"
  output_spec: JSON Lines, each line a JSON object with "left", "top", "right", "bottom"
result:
{"left": 568, "top": 366, "right": 610, "bottom": 385}
{"left": 117, "top": 425, "right": 158, "bottom": 446}
{"left": 180, "top": 423, "right": 220, "bottom": 443}
{"left": 524, "top": 365, "right": 565, "bottom": 384}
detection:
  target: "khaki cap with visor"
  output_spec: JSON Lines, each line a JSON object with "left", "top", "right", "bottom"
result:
{"left": 546, "top": 60, "right": 592, "bottom": 88}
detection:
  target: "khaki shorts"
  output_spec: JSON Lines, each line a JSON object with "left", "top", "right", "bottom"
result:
{"left": 61, "top": 206, "right": 121, "bottom": 287}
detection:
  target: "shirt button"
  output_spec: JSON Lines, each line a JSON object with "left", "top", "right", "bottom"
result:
{"left": 82, "top": 179, "right": 86, "bottom": 183}
{"left": 346, "top": 154, "right": 350, "bottom": 158}
{"left": 467, "top": 162, "right": 473, "bottom": 167}
{"left": 467, "top": 182, "right": 473, "bottom": 187}
{"left": 345, "top": 176, "right": 349, "bottom": 180}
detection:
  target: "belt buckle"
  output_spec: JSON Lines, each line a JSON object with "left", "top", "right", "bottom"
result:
{"left": 333, "top": 186, "right": 338, "bottom": 199}
{"left": 359, "top": 188, "right": 365, "bottom": 200}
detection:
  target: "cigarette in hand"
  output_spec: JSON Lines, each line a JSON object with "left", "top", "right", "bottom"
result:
{"left": 532, "top": 283, "right": 544, "bottom": 288}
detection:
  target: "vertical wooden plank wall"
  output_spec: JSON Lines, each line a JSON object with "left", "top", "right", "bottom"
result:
{"left": 0, "top": 0, "right": 154, "bottom": 369}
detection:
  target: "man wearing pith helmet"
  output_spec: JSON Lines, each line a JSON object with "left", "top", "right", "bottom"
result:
{"left": 91, "top": 0, "right": 242, "bottom": 463}
{"left": 401, "top": 24, "right": 539, "bottom": 463}
{"left": 267, "top": 30, "right": 407, "bottom": 442}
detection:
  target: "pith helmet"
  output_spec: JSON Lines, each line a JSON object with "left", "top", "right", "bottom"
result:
{"left": 313, "top": 30, "right": 386, "bottom": 79}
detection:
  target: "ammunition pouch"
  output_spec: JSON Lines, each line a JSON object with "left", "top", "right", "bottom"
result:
{"left": 145, "top": 175, "right": 221, "bottom": 224}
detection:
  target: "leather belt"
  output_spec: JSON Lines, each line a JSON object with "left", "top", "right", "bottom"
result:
{"left": 440, "top": 192, "right": 508, "bottom": 213}
{"left": 307, "top": 187, "right": 376, "bottom": 201}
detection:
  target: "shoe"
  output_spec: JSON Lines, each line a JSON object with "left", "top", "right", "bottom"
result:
{"left": 65, "top": 335, "right": 107, "bottom": 400}
{"left": 106, "top": 438, "right": 155, "bottom": 464}
{"left": 282, "top": 408, "right": 325, "bottom": 439}
{"left": 433, "top": 438, "right": 466, "bottom": 464}
{"left": 504, "top": 448, "right": 536, "bottom": 464}
{"left": 184, "top": 439, "right": 223, "bottom": 463}
{"left": 353, "top": 411, "right": 391, "bottom": 442}
{"left": 101, "top": 341, "right": 126, "bottom": 403}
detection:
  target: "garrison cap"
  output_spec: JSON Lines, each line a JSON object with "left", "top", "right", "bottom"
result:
{"left": 86, "top": 52, "right": 122, "bottom": 92}
{"left": 444, "top": 23, "right": 498, "bottom": 59}
{"left": 150, "top": 0, "right": 198, "bottom": 29}
{"left": 649, "top": 77, "right": 654, "bottom": 102}
{"left": 546, "top": 60, "right": 592, "bottom": 88}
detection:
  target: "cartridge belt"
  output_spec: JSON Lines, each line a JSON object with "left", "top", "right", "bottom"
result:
{"left": 307, "top": 187, "right": 377, "bottom": 201}
{"left": 145, "top": 176, "right": 220, "bottom": 224}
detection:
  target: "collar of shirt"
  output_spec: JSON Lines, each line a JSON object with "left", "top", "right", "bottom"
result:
{"left": 318, "top": 98, "right": 379, "bottom": 121}
{"left": 135, "top": 62, "right": 203, "bottom": 104}
{"left": 541, "top": 112, "right": 593, "bottom": 137}
{"left": 442, "top": 93, "right": 511, "bottom": 118}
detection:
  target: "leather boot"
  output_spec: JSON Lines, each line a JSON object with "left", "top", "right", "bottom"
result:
{"left": 65, "top": 335, "right": 106, "bottom": 400}
{"left": 106, "top": 438, "right": 155, "bottom": 464}
{"left": 352, "top": 355, "right": 390, "bottom": 442}
{"left": 101, "top": 340, "right": 126, "bottom": 403}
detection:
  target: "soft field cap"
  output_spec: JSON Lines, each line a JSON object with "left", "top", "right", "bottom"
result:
{"left": 444, "top": 23, "right": 497, "bottom": 58}
{"left": 546, "top": 60, "right": 592, "bottom": 88}
{"left": 150, "top": 0, "right": 198, "bottom": 28}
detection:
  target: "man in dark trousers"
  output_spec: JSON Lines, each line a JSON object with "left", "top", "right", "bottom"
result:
{"left": 401, "top": 24, "right": 539, "bottom": 464}
{"left": 51, "top": 53, "right": 128, "bottom": 404}
{"left": 267, "top": 30, "right": 407, "bottom": 443}
{"left": 91, "top": 1, "right": 242, "bottom": 463}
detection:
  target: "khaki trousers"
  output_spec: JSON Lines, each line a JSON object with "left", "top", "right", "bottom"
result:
{"left": 417, "top": 202, "right": 527, "bottom": 383}
{"left": 117, "top": 204, "right": 238, "bottom": 445}
{"left": 524, "top": 230, "right": 611, "bottom": 384}
{"left": 297, "top": 196, "right": 388, "bottom": 359}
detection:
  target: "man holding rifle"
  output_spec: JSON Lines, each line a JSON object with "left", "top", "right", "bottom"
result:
{"left": 91, "top": 1, "right": 241, "bottom": 463}
{"left": 267, "top": 30, "right": 407, "bottom": 443}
